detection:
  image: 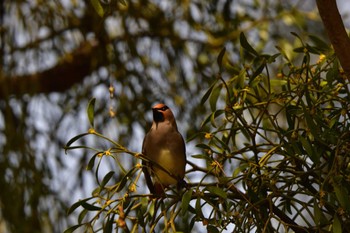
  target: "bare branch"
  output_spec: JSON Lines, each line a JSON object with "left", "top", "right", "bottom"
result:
{"left": 316, "top": 0, "right": 350, "bottom": 77}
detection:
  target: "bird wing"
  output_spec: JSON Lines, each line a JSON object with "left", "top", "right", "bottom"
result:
{"left": 141, "top": 132, "right": 156, "bottom": 194}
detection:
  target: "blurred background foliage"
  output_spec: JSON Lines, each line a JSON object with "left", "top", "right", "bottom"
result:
{"left": 0, "top": 0, "right": 349, "bottom": 232}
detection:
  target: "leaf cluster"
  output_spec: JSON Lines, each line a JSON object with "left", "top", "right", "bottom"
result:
{"left": 65, "top": 33, "right": 350, "bottom": 232}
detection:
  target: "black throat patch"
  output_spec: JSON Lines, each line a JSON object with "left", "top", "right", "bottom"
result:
{"left": 153, "top": 110, "right": 164, "bottom": 122}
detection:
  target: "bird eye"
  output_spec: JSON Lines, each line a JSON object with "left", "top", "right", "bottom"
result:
{"left": 161, "top": 106, "right": 168, "bottom": 111}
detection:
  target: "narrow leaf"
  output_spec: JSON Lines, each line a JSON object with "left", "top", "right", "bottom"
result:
{"left": 87, "top": 98, "right": 96, "bottom": 128}
{"left": 206, "top": 186, "right": 227, "bottom": 199}
{"left": 250, "top": 62, "right": 265, "bottom": 82}
{"left": 333, "top": 214, "right": 342, "bottom": 233}
{"left": 209, "top": 85, "right": 221, "bottom": 111}
{"left": 240, "top": 32, "right": 258, "bottom": 56}
{"left": 65, "top": 133, "right": 90, "bottom": 152}
{"left": 334, "top": 184, "right": 350, "bottom": 212}
{"left": 116, "top": 167, "right": 137, "bottom": 192}
{"left": 81, "top": 202, "right": 102, "bottom": 211}
{"left": 86, "top": 153, "right": 99, "bottom": 170}
{"left": 201, "top": 83, "right": 215, "bottom": 106}
{"left": 181, "top": 189, "right": 193, "bottom": 215}
{"left": 63, "top": 224, "right": 83, "bottom": 233}
{"left": 78, "top": 209, "right": 88, "bottom": 224}
{"left": 290, "top": 32, "right": 304, "bottom": 45}
{"left": 195, "top": 197, "right": 204, "bottom": 218}
{"left": 299, "top": 135, "right": 318, "bottom": 163}
{"left": 217, "top": 47, "right": 226, "bottom": 70}
{"left": 67, "top": 202, "right": 82, "bottom": 215}
{"left": 309, "top": 35, "right": 329, "bottom": 52}
{"left": 104, "top": 216, "right": 114, "bottom": 233}
{"left": 207, "top": 225, "right": 220, "bottom": 233}
{"left": 237, "top": 68, "right": 247, "bottom": 88}
{"left": 90, "top": 0, "right": 104, "bottom": 17}
{"left": 259, "top": 146, "right": 278, "bottom": 167}
{"left": 195, "top": 144, "right": 212, "bottom": 151}
{"left": 67, "top": 197, "right": 95, "bottom": 215}
{"left": 101, "top": 171, "right": 115, "bottom": 187}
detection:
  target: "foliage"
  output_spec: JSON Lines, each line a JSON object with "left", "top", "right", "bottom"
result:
{"left": 0, "top": 0, "right": 348, "bottom": 232}
{"left": 65, "top": 32, "right": 350, "bottom": 232}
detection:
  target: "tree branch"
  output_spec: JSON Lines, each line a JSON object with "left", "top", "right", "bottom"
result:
{"left": 0, "top": 40, "right": 102, "bottom": 99}
{"left": 316, "top": 0, "right": 350, "bottom": 77}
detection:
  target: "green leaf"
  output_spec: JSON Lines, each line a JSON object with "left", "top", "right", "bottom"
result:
{"left": 104, "top": 216, "right": 114, "bottom": 233}
{"left": 81, "top": 201, "right": 102, "bottom": 211}
{"left": 181, "top": 189, "right": 193, "bottom": 215}
{"left": 201, "top": 81, "right": 217, "bottom": 106}
{"left": 332, "top": 214, "right": 343, "bottom": 233}
{"left": 92, "top": 186, "right": 101, "bottom": 196}
{"left": 90, "top": 0, "right": 104, "bottom": 17}
{"left": 78, "top": 209, "right": 88, "bottom": 224}
{"left": 290, "top": 32, "right": 304, "bottom": 45}
{"left": 302, "top": 103, "right": 321, "bottom": 141}
{"left": 259, "top": 146, "right": 278, "bottom": 167}
{"left": 101, "top": 171, "right": 115, "bottom": 187}
{"left": 332, "top": 214, "right": 342, "bottom": 233}
{"left": 64, "top": 133, "right": 90, "bottom": 152}
{"left": 63, "top": 224, "right": 83, "bottom": 233}
{"left": 195, "top": 144, "right": 212, "bottom": 151}
{"left": 240, "top": 32, "right": 258, "bottom": 56}
{"left": 237, "top": 68, "right": 247, "bottom": 88}
{"left": 201, "top": 110, "right": 224, "bottom": 128}
{"left": 201, "top": 113, "right": 212, "bottom": 128}
{"left": 299, "top": 135, "right": 319, "bottom": 163}
{"left": 140, "top": 197, "right": 148, "bottom": 215}
{"left": 116, "top": 167, "right": 137, "bottom": 192}
{"left": 266, "top": 53, "right": 281, "bottom": 63}
{"left": 186, "top": 132, "right": 201, "bottom": 143}
{"left": 87, "top": 98, "right": 96, "bottom": 128}
{"left": 86, "top": 153, "right": 99, "bottom": 170}
{"left": 209, "top": 85, "right": 221, "bottom": 112}
{"left": 195, "top": 197, "right": 204, "bottom": 218}
{"left": 270, "top": 79, "right": 287, "bottom": 87}
{"left": 207, "top": 225, "right": 220, "bottom": 233}
{"left": 309, "top": 35, "right": 329, "bottom": 53}
{"left": 137, "top": 200, "right": 147, "bottom": 227}
{"left": 304, "top": 44, "right": 319, "bottom": 54}
{"left": 293, "top": 46, "right": 306, "bottom": 53}
{"left": 217, "top": 47, "right": 226, "bottom": 70}
{"left": 275, "top": 45, "right": 291, "bottom": 62}
{"left": 250, "top": 61, "right": 265, "bottom": 82}
{"left": 67, "top": 202, "right": 82, "bottom": 215}
{"left": 326, "top": 66, "right": 339, "bottom": 85}
{"left": 67, "top": 197, "right": 95, "bottom": 215}
{"left": 191, "top": 154, "right": 211, "bottom": 161}
{"left": 313, "top": 199, "right": 328, "bottom": 226}
{"left": 232, "top": 163, "right": 249, "bottom": 178}
{"left": 314, "top": 199, "right": 321, "bottom": 225}
{"left": 334, "top": 184, "right": 350, "bottom": 212}
{"left": 212, "top": 135, "right": 230, "bottom": 152}
{"left": 206, "top": 186, "right": 227, "bottom": 199}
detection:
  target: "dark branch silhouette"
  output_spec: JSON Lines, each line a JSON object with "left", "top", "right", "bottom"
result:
{"left": 0, "top": 40, "right": 102, "bottom": 99}
{"left": 316, "top": 0, "right": 350, "bottom": 77}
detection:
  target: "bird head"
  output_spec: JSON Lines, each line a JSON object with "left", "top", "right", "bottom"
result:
{"left": 152, "top": 103, "right": 177, "bottom": 129}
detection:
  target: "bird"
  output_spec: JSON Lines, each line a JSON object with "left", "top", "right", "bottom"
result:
{"left": 142, "top": 103, "right": 186, "bottom": 196}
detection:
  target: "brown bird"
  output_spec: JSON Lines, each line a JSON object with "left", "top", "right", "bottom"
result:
{"left": 142, "top": 103, "right": 186, "bottom": 196}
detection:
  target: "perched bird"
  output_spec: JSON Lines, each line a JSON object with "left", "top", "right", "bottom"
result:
{"left": 142, "top": 103, "right": 186, "bottom": 196}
